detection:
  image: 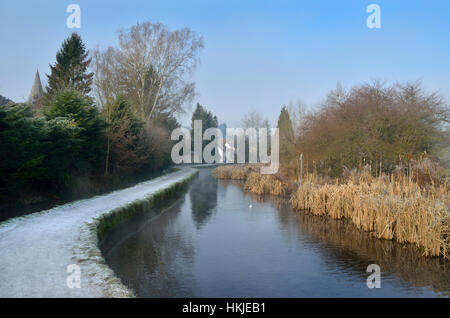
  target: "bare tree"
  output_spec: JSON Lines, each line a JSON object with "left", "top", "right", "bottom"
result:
{"left": 287, "top": 98, "right": 308, "bottom": 138}
{"left": 92, "top": 21, "right": 203, "bottom": 123}
{"left": 241, "top": 110, "right": 270, "bottom": 130}
{"left": 91, "top": 47, "right": 121, "bottom": 109}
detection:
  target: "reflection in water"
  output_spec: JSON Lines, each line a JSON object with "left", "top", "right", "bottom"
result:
{"left": 294, "top": 212, "right": 450, "bottom": 296}
{"left": 101, "top": 168, "right": 449, "bottom": 297}
{"left": 100, "top": 195, "right": 197, "bottom": 297}
{"left": 190, "top": 169, "right": 218, "bottom": 229}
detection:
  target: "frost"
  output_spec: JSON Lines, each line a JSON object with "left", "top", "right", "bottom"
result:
{"left": 0, "top": 168, "right": 198, "bottom": 297}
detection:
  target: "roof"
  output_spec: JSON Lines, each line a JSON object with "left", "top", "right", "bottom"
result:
{"left": 27, "top": 70, "right": 43, "bottom": 105}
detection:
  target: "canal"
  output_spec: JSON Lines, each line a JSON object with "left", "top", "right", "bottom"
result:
{"left": 100, "top": 168, "right": 449, "bottom": 297}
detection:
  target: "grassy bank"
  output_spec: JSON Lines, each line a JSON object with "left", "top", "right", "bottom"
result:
{"left": 97, "top": 169, "right": 199, "bottom": 240}
{"left": 72, "top": 168, "right": 199, "bottom": 297}
{"left": 212, "top": 165, "right": 449, "bottom": 260}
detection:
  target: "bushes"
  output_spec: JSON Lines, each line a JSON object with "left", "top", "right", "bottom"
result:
{"left": 295, "top": 81, "right": 449, "bottom": 177}
{"left": 104, "top": 95, "right": 147, "bottom": 175}
{"left": 0, "top": 103, "right": 82, "bottom": 202}
{"left": 102, "top": 95, "right": 174, "bottom": 177}
{"left": 142, "top": 121, "right": 173, "bottom": 172}
{"left": 0, "top": 89, "right": 107, "bottom": 207}
{"left": 0, "top": 88, "right": 177, "bottom": 211}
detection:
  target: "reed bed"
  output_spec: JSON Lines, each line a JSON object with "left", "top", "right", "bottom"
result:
{"left": 244, "top": 172, "right": 287, "bottom": 196}
{"left": 212, "top": 165, "right": 288, "bottom": 196}
{"left": 213, "top": 164, "right": 450, "bottom": 259}
{"left": 290, "top": 177, "right": 450, "bottom": 259}
{"left": 211, "top": 164, "right": 259, "bottom": 180}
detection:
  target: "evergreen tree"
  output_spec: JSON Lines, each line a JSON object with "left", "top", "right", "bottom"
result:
{"left": 103, "top": 94, "right": 146, "bottom": 175}
{"left": 191, "top": 103, "right": 218, "bottom": 162}
{"left": 45, "top": 33, "right": 93, "bottom": 101}
{"left": 191, "top": 103, "right": 218, "bottom": 137}
{"left": 44, "top": 89, "right": 106, "bottom": 174}
{"left": 277, "top": 106, "right": 295, "bottom": 165}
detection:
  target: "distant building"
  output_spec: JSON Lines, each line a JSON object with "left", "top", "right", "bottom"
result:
{"left": 27, "top": 70, "right": 44, "bottom": 109}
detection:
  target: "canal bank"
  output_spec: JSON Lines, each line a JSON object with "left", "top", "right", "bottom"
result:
{"left": 0, "top": 167, "right": 198, "bottom": 297}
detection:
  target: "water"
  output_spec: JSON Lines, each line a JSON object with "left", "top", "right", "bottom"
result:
{"left": 100, "top": 168, "right": 450, "bottom": 297}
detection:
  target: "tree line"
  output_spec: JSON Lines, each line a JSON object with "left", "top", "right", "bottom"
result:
{"left": 0, "top": 22, "right": 203, "bottom": 210}
{"left": 276, "top": 81, "right": 450, "bottom": 178}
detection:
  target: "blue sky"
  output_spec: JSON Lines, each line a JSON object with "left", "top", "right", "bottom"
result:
{"left": 1, "top": 0, "right": 449, "bottom": 127}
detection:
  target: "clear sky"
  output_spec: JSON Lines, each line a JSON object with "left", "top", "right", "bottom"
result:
{"left": 1, "top": 0, "right": 449, "bottom": 127}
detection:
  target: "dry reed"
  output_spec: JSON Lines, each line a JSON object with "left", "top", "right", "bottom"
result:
{"left": 291, "top": 175, "right": 449, "bottom": 259}
{"left": 212, "top": 165, "right": 287, "bottom": 196}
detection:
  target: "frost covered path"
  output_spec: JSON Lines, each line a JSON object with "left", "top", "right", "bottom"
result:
{"left": 0, "top": 168, "right": 197, "bottom": 297}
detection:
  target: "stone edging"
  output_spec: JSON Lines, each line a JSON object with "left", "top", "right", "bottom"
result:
{"left": 71, "top": 168, "right": 199, "bottom": 297}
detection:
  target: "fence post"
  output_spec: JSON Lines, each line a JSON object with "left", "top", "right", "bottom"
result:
{"left": 300, "top": 153, "right": 304, "bottom": 186}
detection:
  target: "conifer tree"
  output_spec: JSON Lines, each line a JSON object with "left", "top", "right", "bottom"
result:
{"left": 191, "top": 103, "right": 218, "bottom": 162}
{"left": 45, "top": 33, "right": 93, "bottom": 100}
{"left": 191, "top": 103, "right": 218, "bottom": 139}
{"left": 277, "top": 106, "right": 295, "bottom": 165}
{"left": 45, "top": 89, "right": 106, "bottom": 174}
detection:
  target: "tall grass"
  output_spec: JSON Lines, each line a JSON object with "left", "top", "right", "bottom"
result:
{"left": 291, "top": 178, "right": 449, "bottom": 259}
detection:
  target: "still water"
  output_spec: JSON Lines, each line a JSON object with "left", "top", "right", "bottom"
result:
{"left": 100, "top": 168, "right": 449, "bottom": 297}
